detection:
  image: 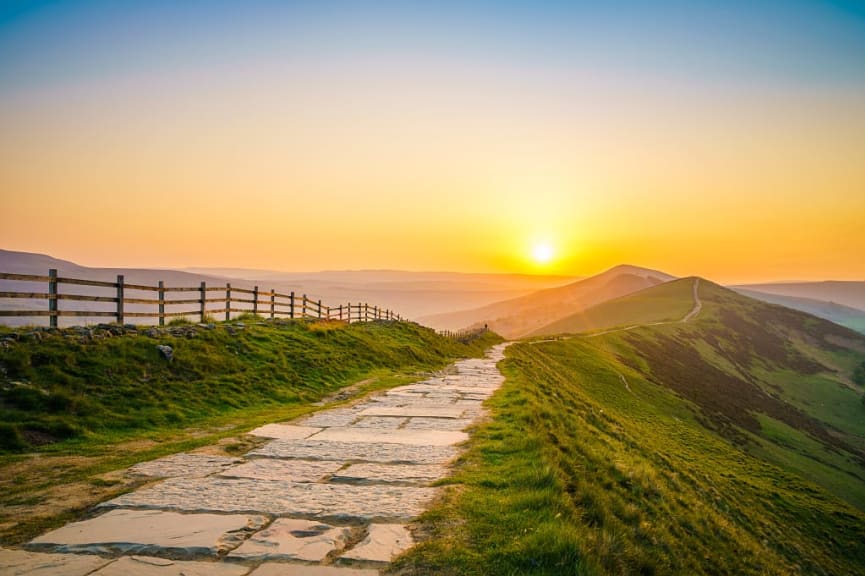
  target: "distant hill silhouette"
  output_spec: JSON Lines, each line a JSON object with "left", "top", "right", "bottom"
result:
{"left": 734, "top": 281, "right": 865, "bottom": 311}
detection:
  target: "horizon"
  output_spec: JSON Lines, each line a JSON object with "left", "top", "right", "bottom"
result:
{"left": 1, "top": 1, "right": 864, "bottom": 283}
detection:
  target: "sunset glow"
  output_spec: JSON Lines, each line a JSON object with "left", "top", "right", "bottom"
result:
{"left": 0, "top": 2, "right": 863, "bottom": 283}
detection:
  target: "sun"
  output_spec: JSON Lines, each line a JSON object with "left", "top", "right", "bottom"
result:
{"left": 531, "top": 242, "right": 555, "bottom": 265}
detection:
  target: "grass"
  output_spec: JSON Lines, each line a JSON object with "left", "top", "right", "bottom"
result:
{"left": 0, "top": 318, "right": 502, "bottom": 544}
{"left": 529, "top": 277, "right": 696, "bottom": 337}
{"left": 394, "top": 281, "right": 865, "bottom": 575}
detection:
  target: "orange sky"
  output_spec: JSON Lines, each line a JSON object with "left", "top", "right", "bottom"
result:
{"left": 1, "top": 2, "right": 863, "bottom": 284}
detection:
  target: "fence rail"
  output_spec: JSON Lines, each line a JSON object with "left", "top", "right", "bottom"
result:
{"left": 0, "top": 269, "right": 403, "bottom": 327}
{"left": 438, "top": 325, "right": 489, "bottom": 343}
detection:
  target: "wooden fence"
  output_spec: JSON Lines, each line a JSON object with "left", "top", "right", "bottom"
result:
{"left": 0, "top": 269, "right": 402, "bottom": 328}
{"left": 438, "top": 325, "right": 489, "bottom": 343}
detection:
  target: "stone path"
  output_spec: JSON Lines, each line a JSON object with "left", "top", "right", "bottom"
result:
{"left": 1, "top": 343, "right": 508, "bottom": 576}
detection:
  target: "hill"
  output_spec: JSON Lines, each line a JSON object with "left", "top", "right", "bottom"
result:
{"left": 0, "top": 249, "right": 575, "bottom": 324}
{"left": 419, "top": 264, "right": 675, "bottom": 339}
{"left": 734, "top": 280, "right": 865, "bottom": 311}
{"left": 397, "top": 281, "right": 865, "bottom": 575}
{"left": 0, "top": 317, "right": 501, "bottom": 543}
{"left": 529, "top": 277, "right": 698, "bottom": 336}
{"left": 734, "top": 287, "right": 865, "bottom": 334}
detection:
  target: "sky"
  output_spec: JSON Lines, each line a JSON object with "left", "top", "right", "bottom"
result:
{"left": 0, "top": 0, "right": 863, "bottom": 283}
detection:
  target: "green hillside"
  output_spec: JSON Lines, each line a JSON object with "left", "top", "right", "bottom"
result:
{"left": 0, "top": 319, "right": 498, "bottom": 453}
{"left": 395, "top": 281, "right": 865, "bottom": 575}
{"left": 530, "top": 277, "right": 697, "bottom": 337}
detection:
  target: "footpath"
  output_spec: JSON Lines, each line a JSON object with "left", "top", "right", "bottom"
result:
{"left": 0, "top": 343, "right": 509, "bottom": 576}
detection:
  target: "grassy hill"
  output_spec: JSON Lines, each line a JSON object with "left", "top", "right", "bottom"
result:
{"left": 419, "top": 265, "right": 674, "bottom": 339}
{"left": 395, "top": 281, "right": 865, "bottom": 575}
{"left": 530, "top": 277, "right": 697, "bottom": 337}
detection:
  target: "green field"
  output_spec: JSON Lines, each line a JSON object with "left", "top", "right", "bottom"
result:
{"left": 395, "top": 281, "right": 865, "bottom": 575}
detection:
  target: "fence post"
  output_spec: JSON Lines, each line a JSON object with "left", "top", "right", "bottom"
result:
{"left": 47, "top": 268, "right": 58, "bottom": 329}
{"left": 339, "top": 305, "right": 343, "bottom": 321}
{"left": 270, "top": 289, "right": 275, "bottom": 319}
{"left": 364, "top": 303, "right": 369, "bottom": 321}
{"left": 158, "top": 281, "right": 165, "bottom": 326}
{"left": 117, "top": 275, "right": 125, "bottom": 324}
{"left": 302, "top": 294, "right": 307, "bottom": 318}
{"left": 253, "top": 286, "right": 258, "bottom": 316}
{"left": 290, "top": 291, "right": 295, "bottom": 319}
{"left": 225, "top": 283, "right": 231, "bottom": 322}
{"left": 200, "top": 281, "right": 206, "bottom": 322}
{"left": 318, "top": 299, "right": 322, "bottom": 319}
{"left": 347, "top": 303, "right": 351, "bottom": 323}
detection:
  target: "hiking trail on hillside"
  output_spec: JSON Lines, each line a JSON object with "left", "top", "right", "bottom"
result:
{"left": 0, "top": 344, "right": 510, "bottom": 576}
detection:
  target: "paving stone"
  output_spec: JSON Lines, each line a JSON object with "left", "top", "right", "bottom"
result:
{"left": 102, "top": 477, "right": 437, "bottom": 522}
{"left": 221, "top": 459, "right": 342, "bottom": 482}
{"left": 229, "top": 518, "right": 350, "bottom": 561}
{"left": 311, "top": 428, "right": 468, "bottom": 446}
{"left": 402, "top": 417, "right": 473, "bottom": 431}
{"left": 92, "top": 556, "right": 249, "bottom": 576}
{"left": 341, "top": 524, "right": 414, "bottom": 563}
{"left": 331, "top": 463, "right": 446, "bottom": 485}
{"left": 248, "top": 564, "right": 379, "bottom": 576}
{"left": 358, "top": 406, "right": 466, "bottom": 418}
{"left": 248, "top": 424, "right": 322, "bottom": 440}
{"left": 29, "top": 509, "right": 266, "bottom": 556}
{"left": 249, "top": 439, "right": 458, "bottom": 465}
{"left": 0, "top": 547, "right": 111, "bottom": 576}
{"left": 352, "top": 416, "right": 406, "bottom": 429}
{"left": 129, "top": 453, "right": 242, "bottom": 479}
{"left": 300, "top": 409, "right": 363, "bottom": 427}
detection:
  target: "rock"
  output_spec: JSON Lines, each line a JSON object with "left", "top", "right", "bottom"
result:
{"left": 250, "top": 439, "right": 458, "bottom": 465}
{"left": 0, "top": 547, "right": 111, "bottom": 576}
{"left": 145, "top": 328, "right": 160, "bottom": 338}
{"left": 91, "top": 556, "right": 248, "bottom": 576}
{"left": 311, "top": 427, "right": 468, "bottom": 447}
{"left": 340, "top": 524, "right": 414, "bottom": 563}
{"left": 155, "top": 345, "right": 173, "bottom": 361}
{"left": 220, "top": 459, "right": 342, "bottom": 483}
{"left": 101, "top": 476, "right": 437, "bottom": 522}
{"left": 229, "top": 518, "right": 351, "bottom": 561}
{"left": 123, "top": 324, "right": 137, "bottom": 330}
{"left": 129, "top": 453, "right": 242, "bottom": 479}
{"left": 234, "top": 322, "right": 245, "bottom": 329}
{"left": 28, "top": 509, "right": 267, "bottom": 557}
{"left": 330, "top": 463, "right": 445, "bottom": 486}
{"left": 247, "top": 424, "right": 322, "bottom": 440}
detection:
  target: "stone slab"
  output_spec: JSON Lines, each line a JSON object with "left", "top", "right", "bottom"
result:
{"left": 341, "top": 523, "right": 414, "bottom": 563}
{"left": 351, "top": 416, "right": 406, "bottom": 429}
{"left": 300, "top": 409, "right": 364, "bottom": 427}
{"left": 221, "top": 459, "right": 342, "bottom": 483}
{"left": 0, "top": 547, "right": 111, "bottom": 576}
{"left": 249, "top": 564, "right": 379, "bottom": 576}
{"left": 29, "top": 509, "right": 266, "bottom": 556}
{"left": 403, "top": 417, "right": 473, "bottom": 431}
{"left": 249, "top": 439, "right": 458, "bottom": 465}
{"left": 311, "top": 428, "right": 468, "bottom": 447}
{"left": 358, "top": 406, "right": 466, "bottom": 418}
{"left": 92, "top": 556, "right": 249, "bottom": 576}
{"left": 129, "top": 453, "right": 242, "bottom": 479}
{"left": 248, "top": 424, "right": 322, "bottom": 440}
{"left": 102, "top": 477, "right": 437, "bottom": 522}
{"left": 331, "top": 463, "right": 446, "bottom": 485}
{"left": 229, "top": 518, "right": 350, "bottom": 561}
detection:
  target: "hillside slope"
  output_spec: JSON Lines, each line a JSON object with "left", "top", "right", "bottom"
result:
{"left": 397, "top": 281, "right": 865, "bottom": 575}
{"left": 419, "top": 265, "right": 675, "bottom": 338}
{"left": 530, "top": 277, "right": 697, "bottom": 336}
{"left": 734, "top": 287, "right": 865, "bottom": 333}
